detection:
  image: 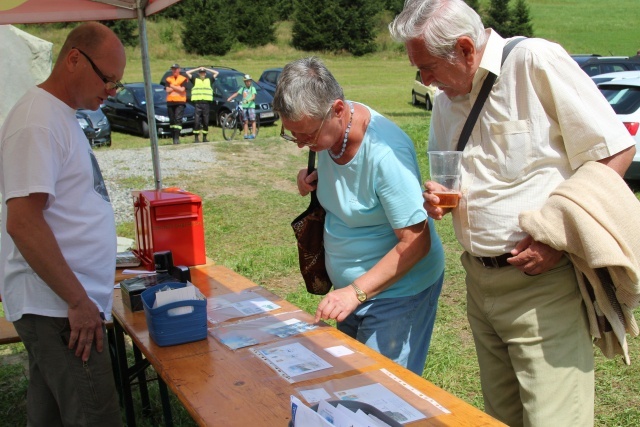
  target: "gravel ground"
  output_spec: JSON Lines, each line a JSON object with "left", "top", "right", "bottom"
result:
{"left": 94, "top": 144, "right": 217, "bottom": 225}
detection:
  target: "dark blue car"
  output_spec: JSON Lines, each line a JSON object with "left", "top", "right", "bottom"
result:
{"left": 101, "top": 83, "right": 195, "bottom": 138}
{"left": 258, "top": 67, "right": 282, "bottom": 97}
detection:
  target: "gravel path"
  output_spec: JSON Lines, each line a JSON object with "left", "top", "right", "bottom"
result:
{"left": 94, "top": 144, "right": 217, "bottom": 225}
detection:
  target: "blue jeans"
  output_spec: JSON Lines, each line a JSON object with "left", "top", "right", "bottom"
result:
{"left": 337, "top": 271, "right": 444, "bottom": 375}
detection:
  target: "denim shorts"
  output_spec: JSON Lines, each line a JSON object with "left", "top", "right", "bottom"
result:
{"left": 337, "top": 271, "right": 444, "bottom": 375}
{"left": 242, "top": 107, "right": 256, "bottom": 122}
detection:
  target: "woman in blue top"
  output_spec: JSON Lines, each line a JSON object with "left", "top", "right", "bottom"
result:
{"left": 273, "top": 57, "right": 445, "bottom": 375}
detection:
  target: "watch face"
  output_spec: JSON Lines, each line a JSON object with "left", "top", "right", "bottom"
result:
{"left": 357, "top": 293, "right": 366, "bottom": 302}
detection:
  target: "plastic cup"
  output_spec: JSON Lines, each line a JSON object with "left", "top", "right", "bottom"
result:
{"left": 428, "top": 151, "right": 462, "bottom": 208}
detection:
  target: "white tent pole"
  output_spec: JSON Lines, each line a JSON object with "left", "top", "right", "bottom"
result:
{"left": 136, "top": 0, "right": 162, "bottom": 190}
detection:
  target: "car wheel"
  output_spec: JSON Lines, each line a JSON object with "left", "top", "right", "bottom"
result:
{"left": 424, "top": 96, "right": 432, "bottom": 111}
{"left": 412, "top": 91, "right": 419, "bottom": 106}
{"left": 141, "top": 120, "right": 149, "bottom": 138}
{"left": 218, "top": 110, "right": 230, "bottom": 127}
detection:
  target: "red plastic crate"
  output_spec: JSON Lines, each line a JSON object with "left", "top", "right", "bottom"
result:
{"left": 133, "top": 188, "right": 206, "bottom": 270}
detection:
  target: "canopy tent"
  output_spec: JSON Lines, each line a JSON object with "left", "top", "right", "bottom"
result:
{"left": 0, "top": 0, "right": 181, "bottom": 190}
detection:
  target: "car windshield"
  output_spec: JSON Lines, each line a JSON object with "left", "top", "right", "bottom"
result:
{"left": 217, "top": 74, "right": 262, "bottom": 94}
{"left": 599, "top": 85, "right": 640, "bottom": 115}
{"left": 131, "top": 86, "right": 167, "bottom": 105}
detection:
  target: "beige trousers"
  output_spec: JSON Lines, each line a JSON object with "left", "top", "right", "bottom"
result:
{"left": 462, "top": 252, "right": 594, "bottom": 427}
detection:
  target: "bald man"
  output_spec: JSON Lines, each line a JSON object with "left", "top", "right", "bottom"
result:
{"left": 0, "top": 22, "right": 126, "bottom": 426}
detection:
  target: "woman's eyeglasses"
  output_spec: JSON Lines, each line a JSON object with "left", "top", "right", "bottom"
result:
{"left": 280, "top": 104, "right": 333, "bottom": 147}
{"left": 73, "top": 47, "right": 124, "bottom": 92}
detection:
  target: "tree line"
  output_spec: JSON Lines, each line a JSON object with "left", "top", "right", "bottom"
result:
{"left": 108, "top": 0, "right": 533, "bottom": 56}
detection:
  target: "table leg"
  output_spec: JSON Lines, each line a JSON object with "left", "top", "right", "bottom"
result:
{"left": 114, "top": 319, "right": 136, "bottom": 427}
{"left": 158, "top": 377, "right": 173, "bottom": 426}
{"left": 132, "top": 345, "right": 151, "bottom": 416}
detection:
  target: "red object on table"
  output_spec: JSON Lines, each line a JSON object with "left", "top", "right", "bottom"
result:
{"left": 133, "top": 188, "right": 206, "bottom": 270}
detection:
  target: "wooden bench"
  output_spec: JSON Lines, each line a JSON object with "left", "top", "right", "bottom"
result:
{"left": 0, "top": 314, "right": 20, "bottom": 345}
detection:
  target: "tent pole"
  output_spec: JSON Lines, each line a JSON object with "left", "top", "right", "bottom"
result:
{"left": 136, "top": 1, "right": 162, "bottom": 190}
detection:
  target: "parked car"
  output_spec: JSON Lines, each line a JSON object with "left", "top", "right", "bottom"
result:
{"left": 76, "top": 108, "right": 111, "bottom": 147}
{"left": 597, "top": 77, "right": 640, "bottom": 180}
{"left": 258, "top": 67, "right": 282, "bottom": 97}
{"left": 591, "top": 70, "right": 640, "bottom": 85}
{"left": 101, "top": 83, "right": 195, "bottom": 138}
{"left": 411, "top": 71, "right": 436, "bottom": 110}
{"left": 571, "top": 54, "right": 640, "bottom": 77}
{"left": 159, "top": 66, "right": 278, "bottom": 126}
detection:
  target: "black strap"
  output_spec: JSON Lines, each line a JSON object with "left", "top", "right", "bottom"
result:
{"left": 307, "top": 151, "right": 320, "bottom": 206}
{"left": 456, "top": 37, "right": 526, "bottom": 152}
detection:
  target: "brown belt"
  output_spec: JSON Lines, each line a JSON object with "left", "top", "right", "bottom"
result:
{"left": 475, "top": 253, "right": 511, "bottom": 268}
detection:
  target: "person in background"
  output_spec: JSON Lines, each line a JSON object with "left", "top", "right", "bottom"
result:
{"left": 273, "top": 57, "right": 445, "bottom": 375}
{"left": 227, "top": 74, "right": 257, "bottom": 139}
{"left": 162, "top": 63, "right": 188, "bottom": 144}
{"left": 186, "top": 66, "right": 218, "bottom": 143}
{"left": 0, "top": 22, "right": 126, "bottom": 427}
{"left": 389, "top": 1, "right": 635, "bottom": 426}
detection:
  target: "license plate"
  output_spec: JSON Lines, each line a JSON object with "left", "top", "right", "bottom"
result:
{"left": 181, "top": 128, "right": 193, "bottom": 134}
{"left": 260, "top": 112, "right": 274, "bottom": 119}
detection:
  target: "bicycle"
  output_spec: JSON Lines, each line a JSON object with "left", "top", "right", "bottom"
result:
{"left": 222, "top": 99, "right": 260, "bottom": 141}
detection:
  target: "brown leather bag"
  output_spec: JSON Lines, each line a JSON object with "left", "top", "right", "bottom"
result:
{"left": 291, "top": 151, "right": 332, "bottom": 295}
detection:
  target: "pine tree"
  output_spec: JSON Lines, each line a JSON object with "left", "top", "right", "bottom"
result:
{"left": 181, "top": 0, "right": 235, "bottom": 56}
{"left": 234, "top": 0, "right": 277, "bottom": 47}
{"left": 292, "top": 0, "right": 381, "bottom": 56}
{"left": 510, "top": 0, "right": 534, "bottom": 37}
{"left": 484, "top": 0, "right": 512, "bottom": 36}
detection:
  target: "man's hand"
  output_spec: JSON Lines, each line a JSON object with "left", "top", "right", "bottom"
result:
{"left": 423, "top": 180, "right": 459, "bottom": 220}
{"left": 67, "top": 299, "right": 104, "bottom": 362}
{"left": 507, "top": 235, "right": 564, "bottom": 275}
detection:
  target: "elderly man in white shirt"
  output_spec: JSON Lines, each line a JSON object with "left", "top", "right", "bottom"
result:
{"left": 389, "top": 1, "right": 635, "bottom": 427}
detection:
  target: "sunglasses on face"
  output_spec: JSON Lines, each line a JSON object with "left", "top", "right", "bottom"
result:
{"left": 280, "top": 104, "right": 333, "bottom": 147}
{"left": 73, "top": 47, "right": 124, "bottom": 92}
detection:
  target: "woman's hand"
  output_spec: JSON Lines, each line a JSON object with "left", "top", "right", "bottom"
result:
{"left": 297, "top": 169, "right": 318, "bottom": 196}
{"left": 314, "top": 287, "right": 360, "bottom": 323}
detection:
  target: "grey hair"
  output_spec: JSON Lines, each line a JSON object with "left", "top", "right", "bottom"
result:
{"left": 388, "top": 0, "right": 487, "bottom": 61}
{"left": 272, "top": 57, "right": 344, "bottom": 122}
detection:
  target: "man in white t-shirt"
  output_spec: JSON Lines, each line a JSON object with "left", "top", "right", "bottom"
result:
{"left": 0, "top": 22, "right": 126, "bottom": 427}
{"left": 389, "top": 1, "right": 635, "bottom": 427}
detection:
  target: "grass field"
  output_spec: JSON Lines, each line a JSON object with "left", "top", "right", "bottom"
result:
{"left": 2, "top": 3, "right": 640, "bottom": 425}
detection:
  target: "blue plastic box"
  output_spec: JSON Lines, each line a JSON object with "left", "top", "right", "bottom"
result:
{"left": 141, "top": 282, "right": 208, "bottom": 346}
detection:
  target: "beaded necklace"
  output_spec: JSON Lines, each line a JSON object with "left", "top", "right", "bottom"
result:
{"left": 329, "top": 101, "right": 354, "bottom": 160}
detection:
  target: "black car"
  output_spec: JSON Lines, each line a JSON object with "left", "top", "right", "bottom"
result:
{"left": 159, "top": 66, "right": 278, "bottom": 126}
{"left": 76, "top": 108, "right": 111, "bottom": 147}
{"left": 571, "top": 54, "right": 640, "bottom": 77}
{"left": 101, "top": 83, "right": 195, "bottom": 138}
{"left": 258, "top": 67, "right": 282, "bottom": 97}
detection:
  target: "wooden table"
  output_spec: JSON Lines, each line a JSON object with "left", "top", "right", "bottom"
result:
{"left": 112, "top": 264, "right": 505, "bottom": 427}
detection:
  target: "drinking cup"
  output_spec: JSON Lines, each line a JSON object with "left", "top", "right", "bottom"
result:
{"left": 428, "top": 151, "right": 462, "bottom": 208}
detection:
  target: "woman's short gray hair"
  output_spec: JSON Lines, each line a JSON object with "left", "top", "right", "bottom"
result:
{"left": 388, "top": 0, "right": 487, "bottom": 61}
{"left": 272, "top": 57, "right": 344, "bottom": 122}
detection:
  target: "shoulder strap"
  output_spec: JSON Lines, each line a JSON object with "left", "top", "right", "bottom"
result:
{"left": 456, "top": 37, "right": 526, "bottom": 152}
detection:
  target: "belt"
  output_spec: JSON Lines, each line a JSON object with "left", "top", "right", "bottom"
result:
{"left": 475, "top": 253, "right": 512, "bottom": 268}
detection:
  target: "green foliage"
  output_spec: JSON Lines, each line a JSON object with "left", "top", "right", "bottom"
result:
{"left": 181, "top": 0, "right": 235, "bottom": 56}
{"left": 274, "top": 0, "right": 295, "bottom": 20}
{"left": 483, "top": 0, "right": 534, "bottom": 38}
{"left": 292, "top": 0, "right": 381, "bottom": 56}
{"left": 234, "top": 0, "right": 277, "bottom": 47}
{"left": 511, "top": 0, "right": 534, "bottom": 37}
{"left": 384, "top": 0, "right": 406, "bottom": 15}
{"left": 484, "top": 0, "right": 512, "bottom": 35}
{"left": 101, "top": 20, "right": 139, "bottom": 47}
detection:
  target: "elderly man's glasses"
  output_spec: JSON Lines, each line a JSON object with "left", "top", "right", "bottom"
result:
{"left": 280, "top": 104, "right": 333, "bottom": 147}
{"left": 73, "top": 47, "right": 124, "bottom": 92}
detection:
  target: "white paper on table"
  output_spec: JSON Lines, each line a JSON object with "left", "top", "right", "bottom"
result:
{"left": 154, "top": 285, "right": 196, "bottom": 316}
{"left": 257, "top": 342, "right": 332, "bottom": 378}
{"left": 299, "top": 388, "right": 332, "bottom": 404}
{"left": 122, "top": 269, "right": 156, "bottom": 275}
{"left": 324, "top": 345, "right": 354, "bottom": 357}
{"left": 333, "top": 383, "right": 425, "bottom": 423}
{"left": 334, "top": 404, "right": 375, "bottom": 427}
{"left": 290, "top": 396, "right": 332, "bottom": 427}
{"left": 231, "top": 298, "right": 280, "bottom": 315}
